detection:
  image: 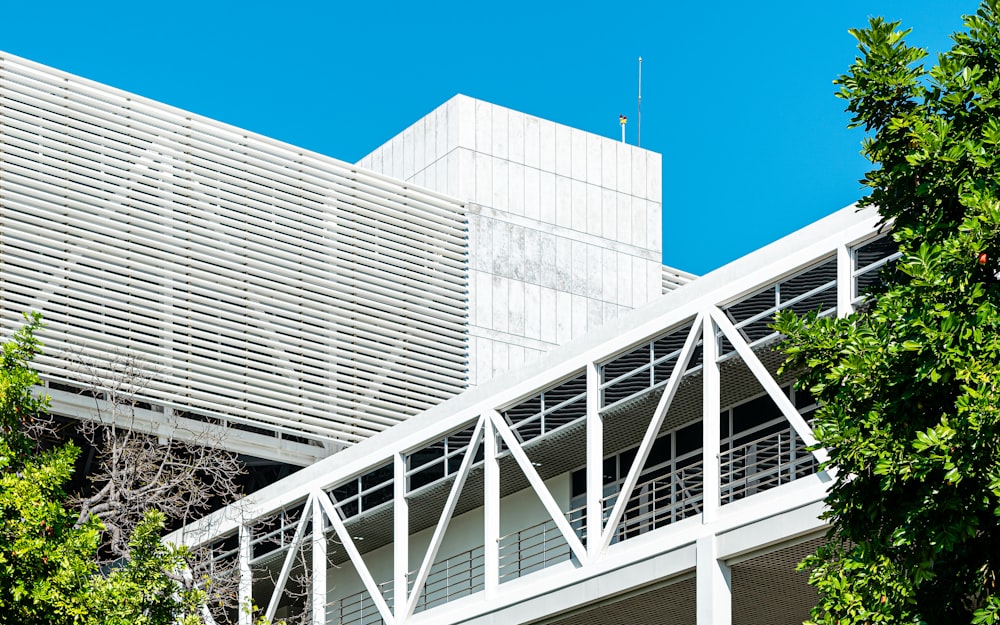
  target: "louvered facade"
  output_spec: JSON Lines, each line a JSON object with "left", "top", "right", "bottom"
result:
{"left": 0, "top": 53, "right": 468, "bottom": 448}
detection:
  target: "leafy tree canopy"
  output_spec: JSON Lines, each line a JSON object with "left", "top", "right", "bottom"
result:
{"left": 775, "top": 1, "right": 1000, "bottom": 623}
{"left": 0, "top": 313, "right": 212, "bottom": 624}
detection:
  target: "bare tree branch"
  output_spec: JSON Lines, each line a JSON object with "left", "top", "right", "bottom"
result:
{"left": 58, "top": 349, "right": 249, "bottom": 621}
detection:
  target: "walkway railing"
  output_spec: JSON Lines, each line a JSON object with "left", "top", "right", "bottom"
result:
{"left": 605, "top": 460, "right": 705, "bottom": 542}
{"left": 721, "top": 427, "right": 816, "bottom": 503}
{"left": 327, "top": 545, "right": 485, "bottom": 625}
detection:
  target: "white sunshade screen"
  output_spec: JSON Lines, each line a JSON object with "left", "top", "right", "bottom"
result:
{"left": 0, "top": 53, "right": 469, "bottom": 445}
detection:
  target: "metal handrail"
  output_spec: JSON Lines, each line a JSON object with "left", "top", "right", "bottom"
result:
{"left": 602, "top": 460, "right": 705, "bottom": 540}
{"left": 321, "top": 426, "right": 818, "bottom": 624}
{"left": 325, "top": 544, "right": 487, "bottom": 624}
{"left": 720, "top": 427, "right": 816, "bottom": 502}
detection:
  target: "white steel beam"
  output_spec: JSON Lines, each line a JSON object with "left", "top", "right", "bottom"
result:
{"left": 702, "top": 315, "right": 721, "bottom": 523}
{"left": 599, "top": 314, "right": 704, "bottom": 552}
{"left": 484, "top": 416, "right": 500, "bottom": 598}
{"left": 265, "top": 496, "right": 314, "bottom": 624}
{"left": 311, "top": 496, "right": 327, "bottom": 625}
{"left": 404, "top": 416, "right": 485, "bottom": 620}
{"left": 488, "top": 410, "right": 588, "bottom": 565}
{"left": 314, "top": 491, "right": 395, "bottom": 625}
{"left": 393, "top": 452, "right": 409, "bottom": 621}
{"left": 709, "top": 308, "right": 828, "bottom": 464}
{"left": 585, "top": 362, "right": 603, "bottom": 563}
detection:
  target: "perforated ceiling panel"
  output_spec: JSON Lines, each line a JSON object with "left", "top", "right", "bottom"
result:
{"left": 535, "top": 535, "right": 822, "bottom": 625}
{"left": 730, "top": 535, "right": 824, "bottom": 625}
{"left": 537, "top": 576, "right": 696, "bottom": 625}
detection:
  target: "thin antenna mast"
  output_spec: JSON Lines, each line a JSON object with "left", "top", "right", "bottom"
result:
{"left": 637, "top": 56, "right": 643, "bottom": 147}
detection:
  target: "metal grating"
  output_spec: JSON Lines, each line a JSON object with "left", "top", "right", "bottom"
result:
{"left": 538, "top": 575, "right": 697, "bottom": 625}
{"left": 730, "top": 536, "right": 824, "bottom": 625}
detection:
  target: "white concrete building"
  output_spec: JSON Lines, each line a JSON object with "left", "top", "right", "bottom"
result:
{"left": 0, "top": 51, "right": 898, "bottom": 625}
{"left": 358, "top": 96, "right": 681, "bottom": 385}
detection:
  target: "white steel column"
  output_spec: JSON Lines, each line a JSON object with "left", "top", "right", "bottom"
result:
{"left": 311, "top": 496, "right": 327, "bottom": 625}
{"left": 404, "top": 417, "right": 484, "bottom": 620}
{"left": 599, "top": 315, "right": 704, "bottom": 554}
{"left": 702, "top": 314, "right": 721, "bottom": 523}
{"left": 314, "top": 492, "right": 395, "bottom": 625}
{"left": 489, "top": 410, "right": 588, "bottom": 564}
{"left": 696, "top": 535, "right": 732, "bottom": 625}
{"left": 484, "top": 415, "right": 500, "bottom": 598}
{"left": 265, "top": 497, "right": 314, "bottom": 623}
{"left": 837, "top": 243, "right": 853, "bottom": 317}
{"left": 238, "top": 525, "right": 252, "bottom": 625}
{"left": 393, "top": 452, "right": 409, "bottom": 622}
{"left": 585, "top": 362, "right": 602, "bottom": 562}
{"left": 709, "top": 308, "right": 827, "bottom": 464}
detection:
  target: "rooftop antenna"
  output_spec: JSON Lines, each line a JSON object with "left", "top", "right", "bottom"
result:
{"left": 619, "top": 115, "right": 627, "bottom": 143}
{"left": 637, "top": 56, "right": 643, "bottom": 147}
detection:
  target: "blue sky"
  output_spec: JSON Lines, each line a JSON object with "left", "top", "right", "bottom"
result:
{"left": 0, "top": 1, "right": 982, "bottom": 275}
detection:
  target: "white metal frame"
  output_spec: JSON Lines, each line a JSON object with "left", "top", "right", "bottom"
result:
{"left": 169, "top": 205, "right": 887, "bottom": 625}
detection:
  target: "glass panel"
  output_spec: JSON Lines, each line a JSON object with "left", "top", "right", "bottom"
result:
{"left": 361, "top": 464, "right": 392, "bottom": 490}
{"left": 410, "top": 463, "right": 445, "bottom": 491}
{"left": 571, "top": 468, "right": 586, "bottom": 498}
{"left": 409, "top": 442, "right": 445, "bottom": 471}
{"left": 726, "top": 288, "right": 776, "bottom": 324}
{"left": 649, "top": 435, "right": 672, "bottom": 466}
{"left": 676, "top": 421, "right": 701, "bottom": 457}
{"left": 732, "top": 394, "right": 781, "bottom": 435}
{"left": 332, "top": 481, "right": 356, "bottom": 502}
{"left": 652, "top": 352, "right": 678, "bottom": 385}
{"left": 794, "top": 387, "right": 816, "bottom": 410}
{"left": 855, "top": 236, "right": 898, "bottom": 270}
{"left": 603, "top": 369, "right": 652, "bottom": 405}
{"left": 652, "top": 325, "right": 690, "bottom": 360}
{"left": 545, "top": 374, "right": 586, "bottom": 406}
{"left": 505, "top": 396, "right": 541, "bottom": 426}
{"left": 788, "top": 286, "right": 837, "bottom": 316}
{"left": 515, "top": 418, "right": 542, "bottom": 441}
{"left": 685, "top": 344, "right": 703, "bottom": 371}
{"left": 602, "top": 344, "right": 650, "bottom": 383}
{"left": 545, "top": 401, "right": 586, "bottom": 432}
{"left": 361, "top": 484, "right": 392, "bottom": 510}
{"left": 338, "top": 499, "right": 358, "bottom": 518}
{"left": 781, "top": 258, "right": 836, "bottom": 303}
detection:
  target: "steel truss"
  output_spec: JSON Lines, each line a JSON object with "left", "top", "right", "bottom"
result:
{"left": 172, "top": 205, "right": 897, "bottom": 625}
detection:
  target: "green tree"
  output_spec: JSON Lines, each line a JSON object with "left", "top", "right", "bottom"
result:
{"left": 775, "top": 2, "right": 1000, "bottom": 623}
{"left": 0, "top": 313, "right": 215, "bottom": 624}
{"left": 0, "top": 312, "right": 98, "bottom": 624}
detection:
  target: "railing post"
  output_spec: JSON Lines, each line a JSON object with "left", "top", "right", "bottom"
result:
{"left": 702, "top": 313, "right": 721, "bottom": 523}
{"left": 484, "top": 414, "right": 500, "bottom": 597}
{"left": 311, "top": 496, "right": 327, "bottom": 625}
{"left": 393, "top": 452, "right": 408, "bottom": 622}
{"left": 585, "top": 362, "right": 603, "bottom": 563}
